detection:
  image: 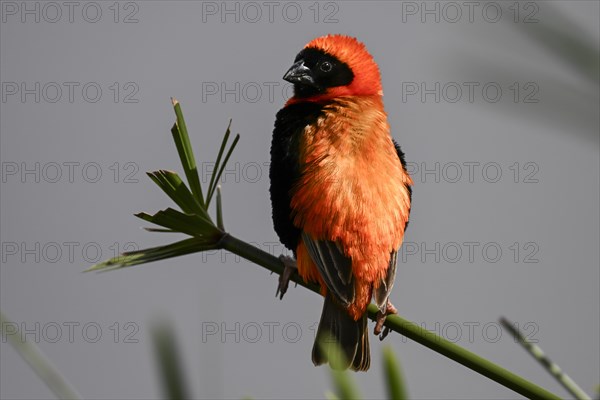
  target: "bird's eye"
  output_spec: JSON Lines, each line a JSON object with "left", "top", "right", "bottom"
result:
{"left": 320, "top": 61, "right": 333, "bottom": 72}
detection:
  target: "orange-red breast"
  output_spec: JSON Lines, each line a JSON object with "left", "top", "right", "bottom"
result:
{"left": 269, "top": 34, "right": 412, "bottom": 371}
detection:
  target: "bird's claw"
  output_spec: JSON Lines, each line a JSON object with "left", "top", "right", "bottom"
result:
{"left": 276, "top": 255, "right": 297, "bottom": 300}
{"left": 374, "top": 301, "right": 397, "bottom": 340}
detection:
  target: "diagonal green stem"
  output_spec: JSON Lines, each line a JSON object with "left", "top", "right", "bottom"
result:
{"left": 219, "top": 234, "right": 561, "bottom": 400}
{"left": 373, "top": 310, "right": 562, "bottom": 400}
{"left": 500, "top": 317, "right": 591, "bottom": 400}
{"left": 0, "top": 311, "right": 81, "bottom": 400}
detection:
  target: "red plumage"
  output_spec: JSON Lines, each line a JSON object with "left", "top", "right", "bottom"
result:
{"left": 270, "top": 34, "right": 412, "bottom": 371}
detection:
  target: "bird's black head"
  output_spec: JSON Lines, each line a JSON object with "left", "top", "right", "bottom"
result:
{"left": 283, "top": 48, "right": 354, "bottom": 99}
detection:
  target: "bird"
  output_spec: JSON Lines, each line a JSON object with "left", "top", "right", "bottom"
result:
{"left": 269, "top": 34, "right": 413, "bottom": 371}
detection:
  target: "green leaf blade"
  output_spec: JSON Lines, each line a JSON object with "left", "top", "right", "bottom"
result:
{"left": 150, "top": 319, "right": 191, "bottom": 400}
{"left": 206, "top": 133, "right": 240, "bottom": 206}
{"left": 207, "top": 119, "right": 232, "bottom": 207}
{"left": 216, "top": 185, "right": 225, "bottom": 230}
{"left": 147, "top": 170, "right": 210, "bottom": 220}
{"left": 171, "top": 99, "right": 204, "bottom": 207}
{"left": 135, "top": 208, "right": 221, "bottom": 239}
{"left": 382, "top": 346, "right": 408, "bottom": 400}
{"left": 85, "top": 237, "right": 217, "bottom": 272}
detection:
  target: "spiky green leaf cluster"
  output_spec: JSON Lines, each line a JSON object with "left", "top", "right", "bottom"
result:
{"left": 86, "top": 99, "right": 238, "bottom": 272}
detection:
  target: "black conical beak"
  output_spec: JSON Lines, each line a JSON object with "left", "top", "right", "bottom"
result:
{"left": 283, "top": 60, "right": 316, "bottom": 86}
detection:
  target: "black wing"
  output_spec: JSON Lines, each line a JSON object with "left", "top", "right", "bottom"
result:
{"left": 302, "top": 232, "right": 355, "bottom": 307}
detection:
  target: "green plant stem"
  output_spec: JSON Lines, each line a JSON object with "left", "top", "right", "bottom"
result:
{"left": 219, "top": 234, "right": 561, "bottom": 400}
{"left": 0, "top": 311, "right": 81, "bottom": 400}
{"left": 500, "top": 317, "right": 591, "bottom": 400}
{"left": 371, "top": 310, "right": 561, "bottom": 400}
{"left": 220, "top": 233, "right": 320, "bottom": 293}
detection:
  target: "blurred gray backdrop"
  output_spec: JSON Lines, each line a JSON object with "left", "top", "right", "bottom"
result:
{"left": 1, "top": 1, "right": 598, "bottom": 399}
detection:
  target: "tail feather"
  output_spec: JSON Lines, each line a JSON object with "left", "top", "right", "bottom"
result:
{"left": 312, "top": 295, "right": 370, "bottom": 371}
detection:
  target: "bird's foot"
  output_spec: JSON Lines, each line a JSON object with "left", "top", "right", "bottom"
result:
{"left": 276, "top": 255, "right": 297, "bottom": 300}
{"left": 374, "top": 301, "right": 397, "bottom": 340}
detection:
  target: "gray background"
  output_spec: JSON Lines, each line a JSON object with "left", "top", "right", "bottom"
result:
{"left": 1, "top": 1, "right": 598, "bottom": 399}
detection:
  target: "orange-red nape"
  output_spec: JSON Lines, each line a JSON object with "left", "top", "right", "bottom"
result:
{"left": 286, "top": 34, "right": 383, "bottom": 105}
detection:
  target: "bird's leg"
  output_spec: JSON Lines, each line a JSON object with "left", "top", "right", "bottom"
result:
{"left": 374, "top": 301, "right": 397, "bottom": 340}
{"left": 276, "top": 255, "right": 297, "bottom": 300}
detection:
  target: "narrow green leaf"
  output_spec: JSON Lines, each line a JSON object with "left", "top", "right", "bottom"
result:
{"left": 315, "top": 335, "right": 362, "bottom": 400}
{"left": 207, "top": 119, "right": 232, "bottom": 207}
{"left": 150, "top": 319, "right": 190, "bottom": 400}
{"left": 206, "top": 133, "right": 240, "bottom": 206}
{"left": 85, "top": 237, "right": 217, "bottom": 272}
{"left": 325, "top": 392, "right": 340, "bottom": 400}
{"left": 134, "top": 208, "right": 220, "bottom": 238}
{"left": 512, "top": 4, "right": 599, "bottom": 84}
{"left": 330, "top": 368, "right": 361, "bottom": 400}
{"left": 216, "top": 185, "right": 224, "bottom": 230}
{"left": 500, "top": 317, "right": 591, "bottom": 400}
{"left": 171, "top": 98, "right": 204, "bottom": 206}
{"left": 146, "top": 170, "right": 210, "bottom": 220}
{"left": 143, "top": 228, "right": 177, "bottom": 233}
{"left": 134, "top": 212, "right": 156, "bottom": 225}
{"left": 382, "top": 346, "right": 408, "bottom": 400}
{"left": 1, "top": 311, "right": 81, "bottom": 399}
